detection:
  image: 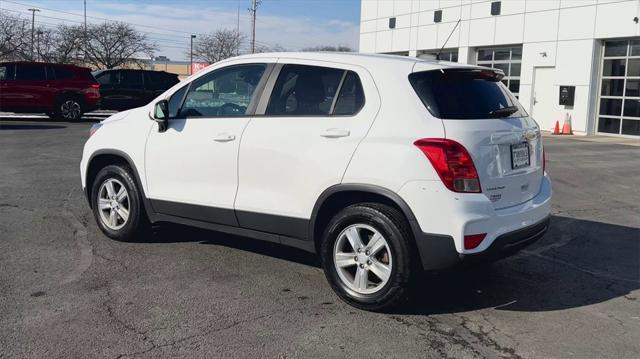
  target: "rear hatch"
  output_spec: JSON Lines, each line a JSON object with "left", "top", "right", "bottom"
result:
{"left": 410, "top": 67, "right": 543, "bottom": 209}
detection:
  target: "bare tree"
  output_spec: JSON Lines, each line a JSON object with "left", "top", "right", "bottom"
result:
{"left": 191, "top": 29, "right": 245, "bottom": 64}
{"left": 0, "top": 13, "right": 30, "bottom": 61}
{"left": 301, "top": 45, "right": 354, "bottom": 52}
{"left": 36, "top": 25, "right": 84, "bottom": 64}
{"left": 253, "top": 43, "right": 287, "bottom": 53}
{"left": 85, "top": 22, "right": 157, "bottom": 69}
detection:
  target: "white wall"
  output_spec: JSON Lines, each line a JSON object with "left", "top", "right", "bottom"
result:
{"left": 360, "top": 0, "right": 640, "bottom": 135}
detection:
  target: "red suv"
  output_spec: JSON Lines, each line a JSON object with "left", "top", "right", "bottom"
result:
{"left": 0, "top": 61, "right": 100, "bottom": 121}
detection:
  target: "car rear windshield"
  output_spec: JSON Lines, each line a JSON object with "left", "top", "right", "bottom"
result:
{"left": 409, "top": 69, "right": 527, "bottom": 119}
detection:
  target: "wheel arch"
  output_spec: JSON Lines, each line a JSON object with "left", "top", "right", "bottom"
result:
{"left": 85, "top": 149, "right": 154, "bottom": 221}
{"left": 55, "top": 90, "right": 84, "bottom": 105}
{"left": 309, "top": 184, "right": 420, "bottom": 254}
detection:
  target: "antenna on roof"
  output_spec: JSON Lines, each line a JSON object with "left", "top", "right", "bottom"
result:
{"left": 435, "top": 19, "right": 461, "bottom": 61}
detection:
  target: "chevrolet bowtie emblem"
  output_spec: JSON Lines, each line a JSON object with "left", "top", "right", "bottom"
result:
{"left": 523, "top": 130, "right": 537, "bottom": 141}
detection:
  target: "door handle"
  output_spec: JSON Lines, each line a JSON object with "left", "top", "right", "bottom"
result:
{"left": 320, "top": 128, "right": 350, "bottom": 138}
{"left": 213, "top": 133, "right": 236, "bottom": 142}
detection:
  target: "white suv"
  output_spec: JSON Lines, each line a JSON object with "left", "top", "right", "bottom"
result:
{"left": 81, "top": 53, "right": 551, "bottom": 310}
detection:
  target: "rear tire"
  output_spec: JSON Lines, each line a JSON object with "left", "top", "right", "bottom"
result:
{"left": 53, "top": 96, "right": 83, "bottom": 121}
{"left": 91, "top": 164, "right": 149, "bottom": 242}
{"left": 320, "top": 203, "right": 416, "bottom": 311}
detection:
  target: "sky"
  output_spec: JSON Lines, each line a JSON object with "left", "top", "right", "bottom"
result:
{"left": 0, "top": 0, "right": 362, "bottom": 60}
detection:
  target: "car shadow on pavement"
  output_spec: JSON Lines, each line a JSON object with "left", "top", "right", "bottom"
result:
{"left": 405, "top": 215, "right": 639, "bottom": 315}
{"left": 144, "top": 223, "right": 321, "bottom": 268}
{"left": 0, "top": 123, "right": 68, "bottom": 130}
{"left": 139, "top": 215, "right": 638, "bottom": 314}
{"left": 0, "top": 116, "right": 102, "bottom": 124}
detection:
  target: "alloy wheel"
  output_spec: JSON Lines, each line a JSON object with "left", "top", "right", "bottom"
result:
{"left": 333, "top": 224, "right": 393, "bottom": 294}
{"left": 60, "top": 100, "right": 81, "bottom": 120}
{"left": 97, "top": 178, "right": 130, "bottom": 230}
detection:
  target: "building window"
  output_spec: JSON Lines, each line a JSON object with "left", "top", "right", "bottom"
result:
{"left": 476, "top": 46, "right": 522, "bottom": 98}
{"left": 434, "top": 10, "right": 442, "bottom": 23}
{"left": 598, "top": 39, "right": 640, "bottom": 136}
{"left": 418, "top": 49, "right": 458, "bottom": 62}
{"left": 389, "top": 17, "right": 396, "bottom": 29}
{"left": 491, "top": 2, "right": 501, "bottom": 16}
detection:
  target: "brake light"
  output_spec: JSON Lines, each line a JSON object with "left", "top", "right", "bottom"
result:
{"left": 90, "top": 83, "right": 100, "bottom": 89}
{"left": 414, "top": 138, "right": 481, "bottom": 193}
{"left": 464, "top": 233, "right": 486, "bottom": 249}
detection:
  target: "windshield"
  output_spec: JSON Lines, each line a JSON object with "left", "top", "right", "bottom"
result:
{"left": 409, "top": 69, "right": 527, "bottom": 119}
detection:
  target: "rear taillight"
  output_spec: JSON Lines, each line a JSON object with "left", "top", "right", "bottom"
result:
{"left": 90, "top": 84, "right": 100, "bottom": 89}
{"left": 414, "top": 138, "right": 481, "bottom": 193}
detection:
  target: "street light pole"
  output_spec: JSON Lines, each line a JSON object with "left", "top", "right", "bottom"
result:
{"left": 27, "top": 8, "right": 40, "bottom": 61}
{"left": 84, "top": 0, "right": 87, "bottom": 63}
{"left": 250, "top": 0, "right": 257, "bottom": 53}
{"left": 36, "top": 29, "right": 43, "bottom": 61}
{"left": 190, "top": 34, "right": 196, "bottom": 75}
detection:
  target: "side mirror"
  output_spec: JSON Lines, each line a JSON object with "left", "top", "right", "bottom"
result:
{"left": 153, "top": 100, "right": 169, "bottom": 132}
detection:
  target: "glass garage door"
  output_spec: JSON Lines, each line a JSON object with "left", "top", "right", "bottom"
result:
{"left": 598, "top": 39, "right": 640, "bottom": 136}
{"left": 476, "top": 46, "right": 522, "bottom": 98}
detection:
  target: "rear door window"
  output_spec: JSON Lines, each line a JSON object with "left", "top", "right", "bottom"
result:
{"left": 15, "top": 63, "right": 46, "bottom": 81}
{"left": 53, "top": 67, "right": 75, "bottom": 80}
{"left": 266, "top": 64, "right": 344, "bottom": 116}
{"left": 333, "top": 71, "right": 365, "bottom": 115}
{"left": 409, "top": 69, "right": 527, "bottom": 119}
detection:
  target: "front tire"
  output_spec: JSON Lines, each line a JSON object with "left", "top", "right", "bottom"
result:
{"left": 91, "top": 164, "right": 149, "bottom": 241}
{"left": 320, "top": 203, "right": 416, "bottom": 311}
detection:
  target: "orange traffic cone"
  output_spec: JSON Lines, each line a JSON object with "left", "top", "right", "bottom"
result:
{"left": 552, "top": 120, "right": 561, "bottom": 135}
{"left": 561, "top": 114, "right": 573, "bottom": 135}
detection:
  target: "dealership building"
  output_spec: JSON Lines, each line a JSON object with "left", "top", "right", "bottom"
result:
{"left": 359, "top": 0, "right": 640, "bottom": 137}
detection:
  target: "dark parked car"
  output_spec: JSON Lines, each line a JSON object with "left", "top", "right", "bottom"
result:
{"left": 92, "top": 69, "right": 180, "bottom": 111}
{"left": 0, "top": 61, "right": 100, "bottom": 121}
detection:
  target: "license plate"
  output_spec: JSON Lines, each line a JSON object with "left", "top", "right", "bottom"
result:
{"left": 510, "top": 142, "right": 530, "bottom": 169}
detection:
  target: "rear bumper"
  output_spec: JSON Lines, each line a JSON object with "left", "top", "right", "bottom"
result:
{"left": 399, "top": 174, "right": 552, "bottom": 270}
{"left": 412, "top": 216, "right": 550, "bottom": 270}
{"left": 459, "top": 216, "right": 550, "bottom": 263}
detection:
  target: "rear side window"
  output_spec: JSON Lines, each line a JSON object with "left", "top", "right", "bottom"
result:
{"left": 266, "top": 64, "right": 344, "bottom": 116}
{"left": 15, "top": 63, "right": 46, "bottom": 81}
{"left": 0, "top": 64, "right": 15, "bottom": 80}
{"left": 145, "top": 71, "right": 178, "bottom": 90}
{"left": 409, "top": 69, "right": 527, "bottom": 119}
{"left": 95, "top": 71, "right": 117, "bottom": 85}
{"left": 333, "top": 72, "right": 365, "bottom": 115}
{"left": 120, "top": 70, "right": 143, "bottom": 87}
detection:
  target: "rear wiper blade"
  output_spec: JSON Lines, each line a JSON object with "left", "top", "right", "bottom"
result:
{"left": 488, "top": 106, "right": 519, "bottom": 118}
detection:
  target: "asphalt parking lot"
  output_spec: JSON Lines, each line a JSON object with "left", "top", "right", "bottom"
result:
{"left": 1, "top": 116, "right": 639, "bottom": 358}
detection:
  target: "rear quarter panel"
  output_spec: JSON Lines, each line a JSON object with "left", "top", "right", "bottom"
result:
{"left": 342, "top": 61, "right": 445, "bottom": 191}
